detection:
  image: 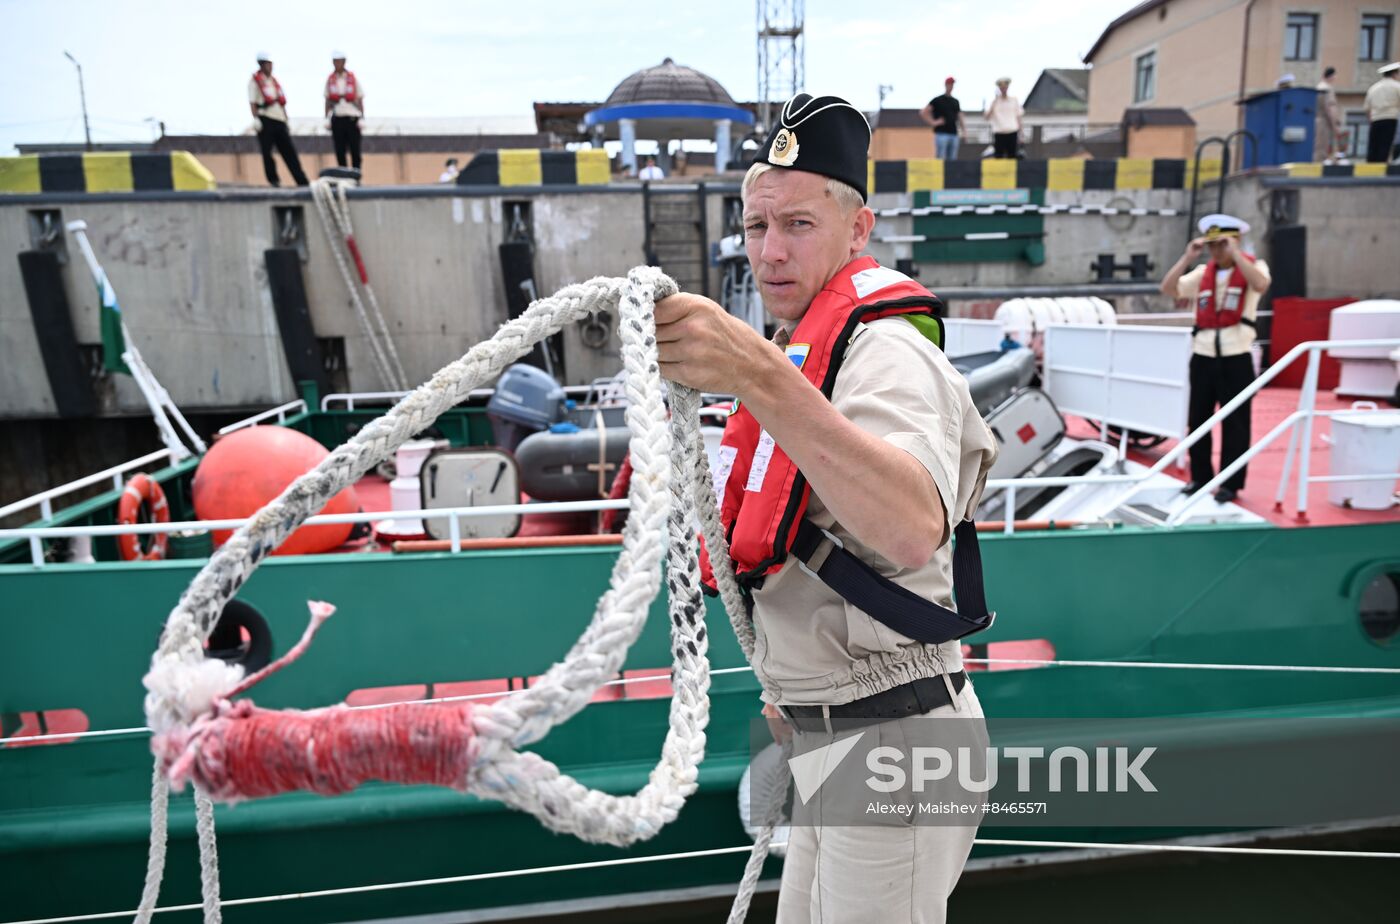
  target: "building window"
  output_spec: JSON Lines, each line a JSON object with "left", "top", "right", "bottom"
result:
{"left": 1285, "top": 13, "right": 1319, "bottom": 60}
{"left": 1360, "top": 14, "right": 1393, "bottom": 61}
{"left": 1134, "top": 51, "right": 1156, "bottom": 103}
{"left": 1345, "top": 111, "right": 1369, "bottom": 158}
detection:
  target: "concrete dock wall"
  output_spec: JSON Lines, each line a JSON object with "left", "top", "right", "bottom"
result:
{"left": 3, "top": 174, "right": 1396, "bottom": 420}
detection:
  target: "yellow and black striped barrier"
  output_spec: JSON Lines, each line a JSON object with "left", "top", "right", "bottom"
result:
{"left": 1284, "top": 162, "right": 1399, "bottom": 178}
{"left": 866, "top": 158, "right": 1224, "bottom": 194}
{"left": 457, "top": 149, "right": 611, "bottom": 187}
{"left": 0, "top": 152, "right": 216, "bottom": 193}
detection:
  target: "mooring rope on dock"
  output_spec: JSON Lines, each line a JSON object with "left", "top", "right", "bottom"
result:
{"left": 309, "top": 177, "right": 408, "bottom": 391}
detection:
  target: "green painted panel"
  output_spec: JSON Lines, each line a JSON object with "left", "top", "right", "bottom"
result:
{"left": 5, "top": 429, "right": 1400, "bottom": 923}
{"left": 912, "top": 188, "right": 1046, "bottom": 265}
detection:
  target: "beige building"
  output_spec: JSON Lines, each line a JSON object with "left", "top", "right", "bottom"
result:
{"left": 1085, "top": 0, "right": 1400, "bottom": 156}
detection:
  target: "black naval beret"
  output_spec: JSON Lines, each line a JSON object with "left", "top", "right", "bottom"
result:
{"left": 753, "top": 93, "right": 873, "bottom": 201}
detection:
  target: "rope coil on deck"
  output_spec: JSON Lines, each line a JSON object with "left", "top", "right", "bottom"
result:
{"left": 134, "top": 267, "right": 780, "bottom": 922}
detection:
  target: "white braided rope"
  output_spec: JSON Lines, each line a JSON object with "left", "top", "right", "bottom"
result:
{"left": 135, "top": 267, "right": 781, "bottom": 917}
{"left": 193, "top": 791, "right": 221, "bottom": 924}
{"left": 131, "top": 768, "right": 169, "bottom": 924}
{"left": 728, "top": 739, "right": 791, "bottom": 924}
{"left": 309, "top": 178, "right": 408, "bottom": 391}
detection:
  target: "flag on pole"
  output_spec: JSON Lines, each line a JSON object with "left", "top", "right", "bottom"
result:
{"left": 97, "top": 270, "right": 130, "bottom": 375}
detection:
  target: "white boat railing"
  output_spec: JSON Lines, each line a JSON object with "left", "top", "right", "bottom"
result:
{"left": 987, "top": 337, "right": 1400, "bottom": 530}
{"left": 215, "top": 399, "right": 308, "bottom": 435}
{"left": 0, "top": 449, "right": 177, "bottom": 526}
{"left": 0, "top": 399, "right": 320, "bottom": 529}
{"left": 3, "top": 340, "right": 1396, "bottom": 565}
{"left": 0, "top": 499, "right": 630, "bottom": 567}
{"left": 321, "top": 384, "right": 601, "bottom": 412}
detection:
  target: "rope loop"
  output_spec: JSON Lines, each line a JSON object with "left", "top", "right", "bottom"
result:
{"left": 135, "top": 267, "right": 780, "bottom": 922}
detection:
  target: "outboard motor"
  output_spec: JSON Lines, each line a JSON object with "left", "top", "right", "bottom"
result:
{"left": 487, "top": 364, "right": 567, "bottom": 452}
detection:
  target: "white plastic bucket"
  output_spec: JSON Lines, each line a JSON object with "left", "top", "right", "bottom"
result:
{"left": 1327, "top": 402, "right": 1400, "bottom": 510}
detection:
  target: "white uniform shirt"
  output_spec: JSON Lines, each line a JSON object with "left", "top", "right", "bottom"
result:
{"left": 326, "top": 73, "right": 364, "bottom": 118}
{"left": 984, "top": 94, "right": 1023, "bottom": 134}
{"left": 248, "top": 76, "right": 287, "bottom": 123}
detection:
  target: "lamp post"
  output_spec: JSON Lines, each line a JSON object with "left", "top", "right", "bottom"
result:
{"left": 62, "top": 51, "right": 93, "bottom": 151}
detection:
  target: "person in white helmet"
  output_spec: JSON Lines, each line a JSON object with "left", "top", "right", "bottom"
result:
{"left": 324, "top": 50, "right": 365, "bottom": 171}
{"left": 247, "top": 52, "right": 308, "bottom": 187}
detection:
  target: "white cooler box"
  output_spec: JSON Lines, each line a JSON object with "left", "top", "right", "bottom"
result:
{"left": 985, "top": 388, "right": 1066, "bottom": 481}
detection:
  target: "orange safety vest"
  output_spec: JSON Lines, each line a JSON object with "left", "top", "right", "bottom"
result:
{"left": 701, "top": 255, "right": 945, "bottom": 588}
{"left": 1194, "top": 254, "right": 1255, "bottom": 330}
{"left": 252, "top": 71, "right": 286, "bottom": 108}
{"left": 325, "top": 70, "right": 359, "bottom": 103}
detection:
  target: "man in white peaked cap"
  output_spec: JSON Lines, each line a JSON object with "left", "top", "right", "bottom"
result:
{"left": 1160, "top": 213, "right": 1272, "bottom": 503}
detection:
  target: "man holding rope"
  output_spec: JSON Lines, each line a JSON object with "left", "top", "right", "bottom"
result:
{"left": 656, "top": 93, "right": 997, "bottom": 923}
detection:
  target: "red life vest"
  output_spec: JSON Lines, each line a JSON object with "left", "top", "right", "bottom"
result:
{"left": 326, "top": 70, "right": 359, "bottom": 104}
{"left": 252, "top": 71, "right": 286, "bottom": 107}
{"left": 1194, "top": 254, "right": 1255, "bottom": 330}
{"left": 701, "top": 255, "right": 945, "bottom": 589}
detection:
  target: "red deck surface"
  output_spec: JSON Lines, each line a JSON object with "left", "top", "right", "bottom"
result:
{"left": 1066, "top": 386, "right": 1399, "bottom": 528}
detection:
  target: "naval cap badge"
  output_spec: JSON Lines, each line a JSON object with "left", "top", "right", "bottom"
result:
{"left": 769, "top": 128, "right": 800, "bottom": 166}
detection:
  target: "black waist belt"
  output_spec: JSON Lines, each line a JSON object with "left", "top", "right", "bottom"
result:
{"left": 790, "top": 517, "right": 995, "bottom": 646}
{"left": 782, "top": 671, "right": 968, "bottom": 733}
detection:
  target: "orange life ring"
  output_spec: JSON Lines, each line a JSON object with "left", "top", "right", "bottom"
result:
{"left": 117, "top": 473, "right": 170, "bottom": 561}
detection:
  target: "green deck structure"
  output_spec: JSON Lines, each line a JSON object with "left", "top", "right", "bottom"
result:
{"left": 3, "top": 405, "right": 1399, "bottom": 923}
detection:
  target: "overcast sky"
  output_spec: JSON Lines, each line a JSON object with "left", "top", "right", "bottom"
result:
{"left": 1, "top": 0, "right": 1132, "bottom": 154}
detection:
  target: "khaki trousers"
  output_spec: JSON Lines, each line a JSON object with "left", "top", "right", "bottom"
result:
{"left": 775, "top": 682, "right": 983, "bottom": 924}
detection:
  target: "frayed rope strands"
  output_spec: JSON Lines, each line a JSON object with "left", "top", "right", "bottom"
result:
{"left": 133, "top": 267, "right": 779, "bottom": 924}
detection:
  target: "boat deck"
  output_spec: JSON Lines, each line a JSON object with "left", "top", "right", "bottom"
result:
{"left": 1066, "top": 385, "right": 1398, "bottom": 529}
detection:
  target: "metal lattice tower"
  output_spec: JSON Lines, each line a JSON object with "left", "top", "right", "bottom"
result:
{"left": 756, "top": 0, "right": 804, "bottom": 135}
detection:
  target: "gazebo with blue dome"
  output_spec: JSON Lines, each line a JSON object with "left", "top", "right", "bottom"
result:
{"left": 584, "top": 58, "right": 754, "bottom": 175}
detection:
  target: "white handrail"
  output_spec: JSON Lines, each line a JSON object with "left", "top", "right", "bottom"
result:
{"left": 1103, "top": 338, "right": 1400, "bottom": 514}
{"left": 6, "top": 340, "right": 1393, "bottom": 549}
{"left": 0, "top": 401, "right": 320, "bottom": 526}
{"left": 1166, "top": 408, "right": 1399, "bottom": 525}
{"left": 0, "top": 449, "right": 176, "bottom": 523}
{"left": 215, "top": 400, "right": 307, "bottom": 435}
{"left": 0, "top": 499, "right": 630, "bottom": 567}
{"left": 321, "top": 384, "right": 601, "bottom": 411}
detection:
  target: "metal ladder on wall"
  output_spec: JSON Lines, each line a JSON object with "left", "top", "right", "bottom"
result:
{"left": 643, "top": 182, "right": 710, "bottom": 297}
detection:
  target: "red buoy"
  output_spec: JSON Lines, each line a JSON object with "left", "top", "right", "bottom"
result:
{"left": 193, "top": 427, "right": 359, "bottom": 556}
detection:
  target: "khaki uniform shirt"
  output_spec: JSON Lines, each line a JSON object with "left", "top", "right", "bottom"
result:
{"left": 326, "top": 73, "right": 364, "bottom": 118}
{"left": 1365, "top": 78, "right": 1400, "bottom": 122}
{"left": 751, "top": 316, "right": 999, "bottom": 706}
{"left": 248, "top": 77, "right": 288, "bottom": 123}
{"left": 1176, "top": 260, "right": 1272, "bottom": 357}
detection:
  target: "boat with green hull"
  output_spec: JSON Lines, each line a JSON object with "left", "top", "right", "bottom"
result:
{"left": 4, "top": 389, "right": 1399, "bottom": 923}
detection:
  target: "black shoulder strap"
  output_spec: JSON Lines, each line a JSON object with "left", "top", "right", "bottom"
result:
{"left": 791, "top": 518, "right": 994, "bottom": 645}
